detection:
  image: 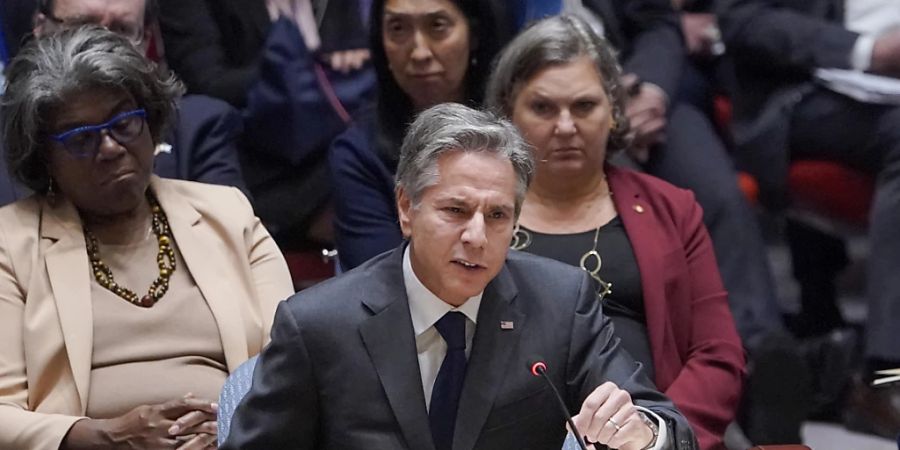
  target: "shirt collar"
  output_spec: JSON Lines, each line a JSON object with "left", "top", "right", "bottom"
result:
{"left": 403, "top": 245, "right": 482, "bottom": 337}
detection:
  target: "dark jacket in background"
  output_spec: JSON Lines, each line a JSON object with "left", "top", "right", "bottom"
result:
{"left": 157, "top": 0, "right": 367, "bottom": 108}
{"left": 584, "top": 0, "right": 685, "bottom": 98}
{"left": 717, "top": 0, "right": 853, "bottom": 204}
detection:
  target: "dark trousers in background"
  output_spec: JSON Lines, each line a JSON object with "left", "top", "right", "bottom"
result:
{"left": 789, "top": 88, "right": 900, "bottom": 362}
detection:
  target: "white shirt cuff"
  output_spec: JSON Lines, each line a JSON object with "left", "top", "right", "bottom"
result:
{"left": 635, "top": 406, "right": 670, "bottom": 450}
{"left": 850, "top": 34, "right": 876, "bottom": 72}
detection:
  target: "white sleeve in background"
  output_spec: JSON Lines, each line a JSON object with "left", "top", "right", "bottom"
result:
{"left": 850, "top": 34, "right": 877, "bottom": 72}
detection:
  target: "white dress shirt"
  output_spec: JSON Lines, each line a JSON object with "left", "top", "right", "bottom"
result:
{"left": 402, "top": 248, "right": 669, "bottom": 449}
{"left": 846, "top": 0, "right": 900, "bottom": 70}
{"left": 403, "top": 247, "right": 481, "bottom": 412}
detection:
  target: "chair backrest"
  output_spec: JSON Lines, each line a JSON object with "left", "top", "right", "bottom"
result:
{"left": 217, "top": 355, "right": 259, "bottom": 445}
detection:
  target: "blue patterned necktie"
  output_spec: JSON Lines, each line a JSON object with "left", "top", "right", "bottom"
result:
{"left": 429, "top": 311, "right": 468, "bottom": 450}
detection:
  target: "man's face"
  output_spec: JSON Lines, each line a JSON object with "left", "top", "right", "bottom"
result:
{"left": 397, "top": 151, "right": 518, "bottom": 306}
{"left": 36, "top": 0, "right": 148, "bottom": 52}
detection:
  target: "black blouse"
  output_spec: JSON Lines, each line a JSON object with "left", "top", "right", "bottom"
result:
{"left": 518, "top": 216, "right": 655, "bottom": 379}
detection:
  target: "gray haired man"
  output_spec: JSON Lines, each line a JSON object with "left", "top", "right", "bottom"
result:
{"left": 223, "top": 103, "right": 695, "bottom": 450}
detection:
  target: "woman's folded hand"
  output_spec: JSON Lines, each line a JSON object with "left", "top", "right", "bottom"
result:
{"left": 61, "top": 394, "right": 219, "bottom": 449}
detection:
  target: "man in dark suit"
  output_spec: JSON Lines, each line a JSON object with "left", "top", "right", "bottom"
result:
{"left": 718, "top": 0, "right": 900, "bottom": 437}
{"left": 223, "top": 104, "right": 695, "bottom": 450}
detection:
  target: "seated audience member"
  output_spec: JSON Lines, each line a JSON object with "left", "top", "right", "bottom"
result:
{"left": 222, "top": 102, "right": 696, "bottom": 450}
{"left": 671, "top": 0, "right": 735, "bottom": 121}
{"left": 23, "top": 0, "right": 250, "bottom": 200}
{"left": 157, "top": 0, "right": 369, "bottom": 108}
{"left": 520, "top": 0, "right": 780, "bottom": 368}
{"left": 330, "top": 0, "right": 511, "bottom": 269}
{"left": 486, "top": 15, "right": 744, "bottom": 450}
{"left": 0, "top": 26, "right": 294, "bottom": 449}
{"left": 718, "top": 0, "right": 900, "bottom": 438}
{"left": 157, "top": 0, "right": 373, "bottom": 249}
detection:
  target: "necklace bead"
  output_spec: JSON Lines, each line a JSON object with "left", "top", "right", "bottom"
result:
{"left": 84, "top": 192, "right": 176, "bottom": 308}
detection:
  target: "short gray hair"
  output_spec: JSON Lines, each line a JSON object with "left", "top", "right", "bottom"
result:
{"left": 395, "top": 103, "right": 534, "bottom": 216}
{"left": 1, "top": 25, "right": 184, "bottom": 193}
{"left": 485, "top": 14, "right": 630, "bottom": 154}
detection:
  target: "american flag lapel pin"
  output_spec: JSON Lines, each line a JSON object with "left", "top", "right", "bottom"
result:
{"left": 500, "top": 320, "right": 514, "bottom": 330}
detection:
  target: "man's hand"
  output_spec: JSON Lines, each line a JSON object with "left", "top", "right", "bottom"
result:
{"left": 681, "top": 13, "right": 724, "bottom": 58}
{"left": 571, "top": 382, "right": 655, "bottom": 450}
{"left": 326, "top": 49, "right": 371, "bottom": 74}
{"left": 871, "top": 29, "right": 900, "bottom": 78}
{"left": 623, "top": 74, "right": 668, "bottom": 163}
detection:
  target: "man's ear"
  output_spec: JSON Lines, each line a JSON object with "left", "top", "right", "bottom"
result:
{"left": 396, "top": 187, "right": 413, "bottom": 238}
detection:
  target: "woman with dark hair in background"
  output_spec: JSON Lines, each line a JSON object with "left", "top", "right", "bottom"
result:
{"left": 329, "top": 0, "right": 512, "bottom": 270}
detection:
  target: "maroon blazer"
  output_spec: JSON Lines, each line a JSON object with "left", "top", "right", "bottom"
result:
{"left": 607, "top": 165, "right": 745, "bottom": 450}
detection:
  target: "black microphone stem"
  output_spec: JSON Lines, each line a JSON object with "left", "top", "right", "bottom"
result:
{"left": 536, "top": 369, "right": 589, "bottom": 450}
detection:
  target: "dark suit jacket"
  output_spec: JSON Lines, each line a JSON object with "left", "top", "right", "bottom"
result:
{"left": 0, "top": 96, "right": 249, "bottom": 206}
{"left": 0, "top": 0, "right": 35, "bottom": 58}
{"left": 155, "top": 95, "right": 249, "bottom": 197}
{"left": 328, "top": 115, "right": 401, "bottom": 270}
{"left": 583, "top": 0, "right": 685, "bottom": 99}
{"left": 608, "top": 165, "right": 744, "bottom": 450}
{"left": 158, "top": 0, "right": 366, "bottom": 107}
{"left": 717, "top": 0, "right": 854, "bottom": 205}
{"left": 223, "top": 247, "right": 698, "bottom": 450}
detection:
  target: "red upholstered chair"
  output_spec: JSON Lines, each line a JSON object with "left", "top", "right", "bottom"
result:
{"left": 786, "top": 160, "right": 873, "bottom": 230}
{"left": 738, "top": 160, "right": 874, "bottom": 230}
{"left": 283, "top": 250, "right": 336, "bottom": 290}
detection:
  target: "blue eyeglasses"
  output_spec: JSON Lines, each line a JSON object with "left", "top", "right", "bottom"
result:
{"left": 50, "top": 109, "right": 147, "bottom": 158}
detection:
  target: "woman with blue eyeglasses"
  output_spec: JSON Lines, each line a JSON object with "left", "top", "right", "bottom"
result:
{"left": 0, "top": 26, "right": 294, "bottom": 450}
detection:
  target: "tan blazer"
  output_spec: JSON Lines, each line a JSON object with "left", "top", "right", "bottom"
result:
{"left": 0, "top": 176, "right": 294, "bottom": 449}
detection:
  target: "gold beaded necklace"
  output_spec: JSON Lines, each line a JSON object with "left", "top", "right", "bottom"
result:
{"left": 84, "top": 193, "right": 176, "bottom": 308}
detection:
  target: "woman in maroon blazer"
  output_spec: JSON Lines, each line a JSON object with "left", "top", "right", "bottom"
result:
{"left": 487, "top": 15, "right": 744, "bottom": 450}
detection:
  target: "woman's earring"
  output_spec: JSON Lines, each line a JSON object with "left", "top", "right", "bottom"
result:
{"left": 470, "top": 55, "right": 478, "bottom": 67}
{"left": 47, "top": 178, "right": 56, "bottom": 200}
{"left": 610, "top": 119, "right": 617, "bottom": 131}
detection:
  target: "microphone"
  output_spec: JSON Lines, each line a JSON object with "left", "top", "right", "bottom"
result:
{"left": 528, "top": 359, "right": 590, "bottom": 450}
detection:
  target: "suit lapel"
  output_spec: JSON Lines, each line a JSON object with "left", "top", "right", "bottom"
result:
{"left": 607, "top": 167, "right": 677, "bottom": 387}
{"left": 152, "top": 178, "right": 249, "bottom": 371}
{"left": 41, "top": 198, "right": 93, "bottom": 410}
{"left": 453, "top": 266, "right": 523, "bottom": 450}
{"left": 359, "top": 248, "right": 435, "bottom": 450}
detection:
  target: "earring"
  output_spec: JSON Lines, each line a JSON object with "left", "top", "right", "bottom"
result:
{"left": 470, "top": 55, "right": 478, "bottom": 67}
{"left": 46, "top": 178, "right": 56, "bottom": 200}
{"left": 610, "top": 119, "right": 617, "bottom": 131}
